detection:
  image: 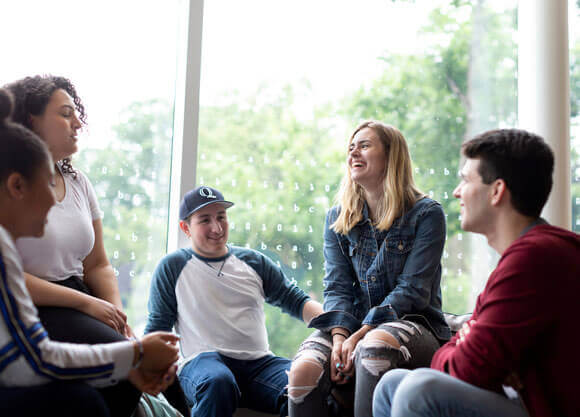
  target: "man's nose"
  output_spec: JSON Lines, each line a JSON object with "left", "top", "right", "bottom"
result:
{"left": 210, "top": 220, "right": 223, "bottom": 233}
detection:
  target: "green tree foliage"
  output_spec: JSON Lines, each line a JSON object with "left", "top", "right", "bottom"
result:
{"left": 343, "top": 0, "right": 516, "bottom": 315}
{"left": 76, "top": 99, "right": 173, "bottom": 326}
{"left": 196, "top": 85, "right": 346, "bottom": 357}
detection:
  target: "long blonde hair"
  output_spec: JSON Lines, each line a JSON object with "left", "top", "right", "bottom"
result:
{"left": 331, "top": 121, "right": 424, "bottom": 234}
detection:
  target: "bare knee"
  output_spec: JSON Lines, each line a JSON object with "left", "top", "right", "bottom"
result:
{"left": 288, "top": 354, "right": 325, "bottom": 403}
{"left": 289, "top": 358, "right": 323, "bottom": 386}
{"left": 362, "top": 328, "right": 401, "bottom": 349}
{"left": 358, "top": 329, "right": 404, "bottom": 376}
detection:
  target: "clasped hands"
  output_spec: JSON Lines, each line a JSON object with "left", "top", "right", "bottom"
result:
{"left": 330, "top": 325, "right": 372, "bottom": 385}
{"left": 128, "top": 332, "right": 180, "bottom": 395}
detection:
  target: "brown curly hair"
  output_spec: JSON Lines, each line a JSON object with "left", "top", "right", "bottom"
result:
{"left": 0, "top": 88, "right": 52, "bottom": 183}
{"left": 4, "top": 75, "right": 87, "bottom": 178}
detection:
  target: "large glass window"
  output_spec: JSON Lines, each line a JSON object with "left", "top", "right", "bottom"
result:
{"left": 197, "top": 0, "right": 518, "bottom": 357}
{"left": 0, "top": 0, "right": 182, "bottom": 333}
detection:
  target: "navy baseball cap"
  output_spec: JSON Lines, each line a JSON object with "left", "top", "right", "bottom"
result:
{"left": 179, "top": 186, "right": 234, "bottom": 220}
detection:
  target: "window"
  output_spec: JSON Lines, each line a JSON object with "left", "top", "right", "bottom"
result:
{"left": 197, "top": 0, "right": 518, "bottom": 356}
{"left": 0, "top": 0, "right": 182, "bottom": 333}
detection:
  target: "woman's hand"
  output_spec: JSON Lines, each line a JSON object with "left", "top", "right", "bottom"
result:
{"left": 329, "top": 328, "right": 355, "bottom": 385}
{"left": 330, "top": 336, "right": 351, "bottom": 384}
{"left": 124, "top": 323, "right": 136, "bottom": 339}
{"left": 128, "top": 332, "right": 180, "bottom": 394}
{"left": 140, "top": 332, "right": 180, "bottom": 373}
{"left": 339, "top": 334, "right": 360, "bottom": 375}
{"left": 128, "top": 364, "right": 178, "bottom": 395}
{"left": 79, "top": 295, "right": 127, "bottom": 334}
{"left": 340, "top": 324, "right": 373, "bottom": 375}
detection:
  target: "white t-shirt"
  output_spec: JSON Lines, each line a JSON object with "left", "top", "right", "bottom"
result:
{"left": 16, "top": 166, "right": 102, "bottom": 281}
{"left": 175, "top": 253, "right": 271, "bottom": 362}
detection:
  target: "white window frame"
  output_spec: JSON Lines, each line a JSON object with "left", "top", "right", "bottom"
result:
{"left": 168, "top": 0, "right": 205, "bottom": 252}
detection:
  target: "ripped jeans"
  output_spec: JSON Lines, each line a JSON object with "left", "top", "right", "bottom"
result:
{"left": 288, "top": 320, "right": 441, "bottom": 417}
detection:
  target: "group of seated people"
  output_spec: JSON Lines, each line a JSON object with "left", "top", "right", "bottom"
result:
{"left": 0, "top": 74, "right": 578, "bottom": 417}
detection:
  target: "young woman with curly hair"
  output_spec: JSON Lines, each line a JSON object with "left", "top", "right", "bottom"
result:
{"left": 4, "top": 75, "right": 188, "bottom": 416}
{"left": 0, "top": 87, "right": 179, "bottom": 417}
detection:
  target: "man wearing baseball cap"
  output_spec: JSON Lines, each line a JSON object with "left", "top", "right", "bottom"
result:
{"left": 145, "top": 186, "right": 323, "bottom": 417}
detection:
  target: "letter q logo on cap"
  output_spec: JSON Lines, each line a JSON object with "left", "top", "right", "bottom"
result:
{"left": 199, "top": 186, "right": 217, "bottom": 199}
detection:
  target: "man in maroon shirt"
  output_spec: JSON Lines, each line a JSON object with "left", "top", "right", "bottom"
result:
{"left": 372, "top": 129, "right": 580, "bottom": 417}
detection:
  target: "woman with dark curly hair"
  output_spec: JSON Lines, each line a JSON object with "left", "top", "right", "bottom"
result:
{"left": 0, "top": 87, "right": 179, "bottom": 417}
{"left": 5, "top": 75, "right": 132, "bottom": 344}
{"left": 4, "top": 75, "right": 189, "bottom": 416}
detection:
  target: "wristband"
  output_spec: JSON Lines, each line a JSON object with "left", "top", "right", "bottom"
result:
{"left": 132, "top": 339, "right": 144, "bottom": 369}
{"left": 332, "top": 331, "right": 349, "bottom": 339}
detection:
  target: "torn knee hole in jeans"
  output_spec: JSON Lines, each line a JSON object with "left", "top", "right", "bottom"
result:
{"left": 358, "top": 337, "right": 412, "bottom": 376}
{"left": 288, "top": 354, "right": 326, "bottom": 403}
{"left": 360, "top": 357, "right": 393, "bottom": 376}
{"left": 360, "top": 346, "right": 411, "bottom": 376}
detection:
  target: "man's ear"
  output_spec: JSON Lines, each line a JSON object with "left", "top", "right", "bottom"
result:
{"left": 5, "top": 172, "right": 27, "bottom": 200}
{"left": 179, "top": 220, "right": 190, "bottom": 237}
{"left": 490, "top": 179, "right": 508, "bottom": 206}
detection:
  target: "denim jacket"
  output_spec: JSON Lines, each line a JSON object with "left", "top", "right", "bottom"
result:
{"left": 309, "top": 197, "right": 451, "bottom": 341}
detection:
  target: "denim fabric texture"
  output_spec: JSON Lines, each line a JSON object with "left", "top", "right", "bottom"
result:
{"left": 373, "top": 368, "right": 529, "bottom": 417}
{"left": 179, "top": 351, "right": 290, "bottom": 417}
{"left": 309, "top": 197, "right": 450, "bottom": 340}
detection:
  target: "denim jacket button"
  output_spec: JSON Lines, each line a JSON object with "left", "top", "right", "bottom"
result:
{"left": 371, "top": 276, "right": 376, "bottom": 282}
{"left": 398, "top": 242, "right": 404, "bottom": 251}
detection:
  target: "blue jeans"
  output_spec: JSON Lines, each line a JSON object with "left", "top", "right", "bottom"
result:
{"left": 373, "top": 368, "right": 529, "bottom": 417}
{"left": 179, "top": 351, "right": 290, "bottom": 417}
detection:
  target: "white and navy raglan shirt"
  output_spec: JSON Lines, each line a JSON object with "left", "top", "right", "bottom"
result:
{"left": 0, "top": 225, "right": 134, "bottom": 388}
{"left": 145, "top": 246, "right": 310, "bottom": 365}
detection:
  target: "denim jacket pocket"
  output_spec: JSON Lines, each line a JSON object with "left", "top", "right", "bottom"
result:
{"left": 384, "top": 236, "right": 414, "bottom": 275}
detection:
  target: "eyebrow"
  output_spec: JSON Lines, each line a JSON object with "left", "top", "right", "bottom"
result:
{"left": 350, "top": 139, "right": 371, "bottom": 146}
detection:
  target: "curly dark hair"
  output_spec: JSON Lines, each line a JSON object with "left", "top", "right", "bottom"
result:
{"left": 4, "top": 75, "right": 86, "bottom": 178}
{"left": 0, "top": 88, "right": 51, "bottom": 183}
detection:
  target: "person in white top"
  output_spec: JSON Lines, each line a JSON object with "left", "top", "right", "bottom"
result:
{"left": 6, "top": 75, "right": 130, "bottom": 339}
{"left": 0, "top": 88, "right": 179, "bottom": 416}
{"left": 4, "top": 75, "right": 189, "bottom": 415}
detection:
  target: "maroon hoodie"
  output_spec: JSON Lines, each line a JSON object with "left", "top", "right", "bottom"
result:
{"left": 432, "top": 225, "right": 580, "bottom": 417}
